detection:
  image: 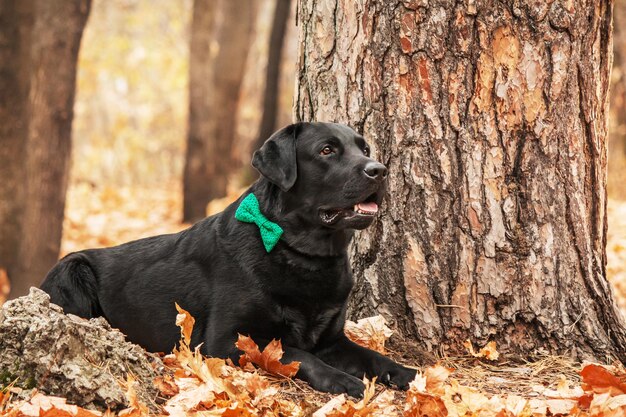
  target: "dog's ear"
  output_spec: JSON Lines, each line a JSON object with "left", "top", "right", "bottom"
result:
{"left": 252, "top": 123, "right": 302, "bottom": 191}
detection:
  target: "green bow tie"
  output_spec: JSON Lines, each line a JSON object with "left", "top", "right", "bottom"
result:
{"left": 235, "top": 193, "right": 283, "bottom": 252}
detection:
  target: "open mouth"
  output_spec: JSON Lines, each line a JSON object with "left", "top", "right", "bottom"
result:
{"left": 319, "top": 193, "right": 380, "bottom": 225}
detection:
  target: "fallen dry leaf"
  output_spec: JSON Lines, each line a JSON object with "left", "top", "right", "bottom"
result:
{"left": 17, "top": 393, "right": 100, "bottom": 417}
{"left": 0, "top": 268, "right": 9, "bottom": 306}
{"left": 118, "top": 375, "right": 149, "bottom": 417}
{"left": 463, "top": 340, "right": 500, "bottom": 361}
{"left": 154, "top": 374, "right": 179, "bottom": 397}
{"left": 312, "top": 395, "right": 347, "bottom": 417}
{"left": 405, "top": 388, "right": 447, "bottom": 417}
{"left": 162, "top": 309, "right": 302, "bottom": 417}
{"left": 580, "top": 363, "right": 626, "bottom": 396}
{"left": 314, "top": 378, "right": 394, "bottom": 417}
{"left": 236, "top": 335, "right": 300, "bottom": 378}
{"left": 344, "top": 316, "right": 393, "bottom": 354}
{"left": 588, "top": 392, "right": 626, "bottom": 416}
{"left": 425, "top": 364, "right": 454, "bottom": 395}
{"left": 175, "top": 303, "right": 195, "bottom": 347}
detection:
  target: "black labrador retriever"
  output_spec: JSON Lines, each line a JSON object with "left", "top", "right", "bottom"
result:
{"left": 40, "top": 122, "right": 416, "bottom": 397}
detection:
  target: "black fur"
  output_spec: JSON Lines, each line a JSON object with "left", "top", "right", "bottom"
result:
{"left": 41, "top": 122, "right": 416, "bottom": 397}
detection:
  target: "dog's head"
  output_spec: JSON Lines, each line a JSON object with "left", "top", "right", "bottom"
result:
{"left": 252, "top": 122, "right": 387, "bottom": 230}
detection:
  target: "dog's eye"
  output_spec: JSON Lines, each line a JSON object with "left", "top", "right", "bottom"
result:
{"left": 363, "top": 146, "right": 370, "bottom": 157}
{"left": 320, "top": 145, "right": 334, "bottom": 156}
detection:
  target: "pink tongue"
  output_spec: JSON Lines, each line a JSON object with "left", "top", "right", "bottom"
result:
{"left": 357, "top": 202, "right": 378, "bottom": 213}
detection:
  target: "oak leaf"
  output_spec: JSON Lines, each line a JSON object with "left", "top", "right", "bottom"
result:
{"left": 235, "top": 335, "right": 300, "bottom": 378}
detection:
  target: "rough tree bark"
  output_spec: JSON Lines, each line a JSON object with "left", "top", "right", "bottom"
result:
{"left": 183, "top": 0, "right": 256, "bottom": 223}
{"left": 0, "top": 0, "right": 33, "bottom": 286}
{"left": 296, "top": 0, "right": 626, "bottom": 362}
{"left": 10, "top": 0, "right": 91, "bottom": 298}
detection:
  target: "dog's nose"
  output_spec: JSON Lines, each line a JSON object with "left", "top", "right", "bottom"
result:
{"left": 363, "top": 161, "right": 388, "bottom": 181}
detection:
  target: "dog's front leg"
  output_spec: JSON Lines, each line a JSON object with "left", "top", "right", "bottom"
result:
{"left": 229, "top": 341, "right": 366, "bottom": 397}
{"left": 314, "top": 334, "right": 416, "bottom": 389}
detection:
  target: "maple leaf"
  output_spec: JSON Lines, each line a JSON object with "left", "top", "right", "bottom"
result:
{"left": 463, "top": 340, "right": 500, "bottom": 361}
{"left": 344, "top": 316, "right": 394, "bottom": 354}
{"left": 580, "top": 364, "right": 626, "bottom": 396}
{"left": 235, "top": 335, "right": 300, "bottom": 378}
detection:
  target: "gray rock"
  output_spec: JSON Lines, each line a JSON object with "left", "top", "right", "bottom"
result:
{"left": 0, "top": 288, "right": 164, "bottom": 411}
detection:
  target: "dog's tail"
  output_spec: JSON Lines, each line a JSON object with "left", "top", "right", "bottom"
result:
{"left": 40, "top": 253, "right": 103, "bottom": 319}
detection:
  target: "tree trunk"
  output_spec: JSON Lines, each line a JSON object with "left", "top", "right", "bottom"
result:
{"left": 255, "top": 0, "right": 293, "bottom": 151}
{"left": 296, "top": 0, "right": 626, "bottom": 363}
{"left": 10, "top": 0, "right": 91, "bottom": 299}
{"left": 183, "top": 0, "right": 256, "bottom": 223}
{"left": 0, "top": 0, "right": 33, "bottom": 286}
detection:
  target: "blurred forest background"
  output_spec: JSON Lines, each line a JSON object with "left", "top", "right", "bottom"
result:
{"left": 0, "top": 0, "right": 625, "bottom": 306}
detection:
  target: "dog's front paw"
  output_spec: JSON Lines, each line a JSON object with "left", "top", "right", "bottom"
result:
{"left": 312, "top": 371, "right": 365, "bottom": 398}
{"left": 373, "top": 359, "right": 417, "bottom": 390}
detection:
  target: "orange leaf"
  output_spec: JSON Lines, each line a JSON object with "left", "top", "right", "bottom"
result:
{"left": 154, "top": 375, "right": 179, "bottom": 397}
{"left": 18, "top": 393, "right": 100, "bottom": 417}
{"left": 0, "top": 268, "right": 9, "bottom": 305}
{"left": 405, "top": 391, "right": 447, "bottom": 417}
{"left": 344, "top": 316, "right": 393, "bottom": 354}
{"left": 425, "top": 365, "right": 454, "bottom": 395}
{"left": 222, "top": 405, "right": 255, "bottom": 417}
{"left": 463, "top": 340, "right": 500, "bottom": 361}
{"left": 235, "top": 335, "right": 300, "bottom": 378}
{"left": 119, "top": 375, "right": 148, "bottom": 417}
{"left": 175, "top": 303, "right": 195, "bottom": 347}
{"left": 580, "top": 364, "right": 626, "bottom": 395}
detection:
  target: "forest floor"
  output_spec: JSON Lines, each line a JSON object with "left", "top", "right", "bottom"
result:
{"left": 2, "top": 183, "right": 626, "bottom": 416}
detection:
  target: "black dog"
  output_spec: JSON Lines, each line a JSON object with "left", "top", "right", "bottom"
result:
{"left": 41, "top": 122, "right": 416, "bottom": 397}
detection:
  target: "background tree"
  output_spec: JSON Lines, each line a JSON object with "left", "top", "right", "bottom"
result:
{"left": 183, "top": 0, "right": 256, "bottom": 222}
{"left": 5, "top": 0, "right": 91, "bottom": 299}
{"left": 0, "top": 0, "right": 33, "bottom": 290}
{"left": 296, "top": 0, "right": 626, "bottom": 362}
{"left": 254, "top": 0, "right": 293, "bottom": 152}
{"left": 609, "top": 0, "right": 626, "bottom": 198}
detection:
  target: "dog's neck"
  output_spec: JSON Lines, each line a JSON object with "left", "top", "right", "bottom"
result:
{"left": 251, "top": 180, "right": 354, "bottom": 257}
